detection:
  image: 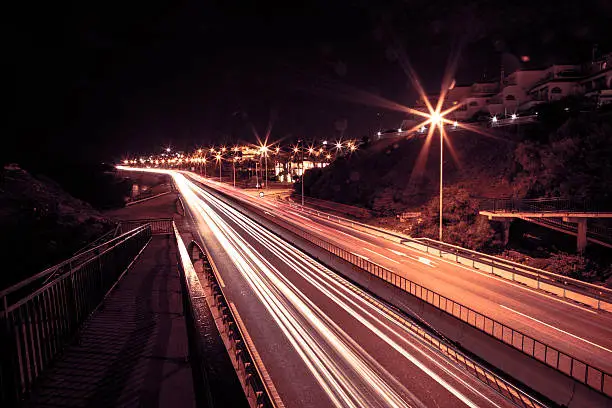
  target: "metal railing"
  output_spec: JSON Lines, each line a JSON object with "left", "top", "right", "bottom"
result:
{"left": 0, "top": 223, "right": 153, "bottom": 405}
{"left": 119, "top": 218, "right": 174, "bottom": 235}
{"left": 479, "top": 197, "right": 609, "bottom": 214}
{"left": 355, "top": 290, "right": 546, "bottom": 407}
{"left": 281, "top": 200, "right": 612, "bottom": 310}
{"left": 174, "top": 224, "right": 275, "bottom": 408}
{"left": 525, "top": 217, "right": 612, "bottom": 243}
{"left": 259, "top": 208, "right": 612, "bottom": 397}
{"left": 195, "top": 179, "right": 548, "bottom": 407}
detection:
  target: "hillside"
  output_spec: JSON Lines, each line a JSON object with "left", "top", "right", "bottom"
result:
{"left": 303, "top": 128, "right": 517, "bottom": 215}
{"left": 0, "top": 165, "right": 114, "bottom": 289}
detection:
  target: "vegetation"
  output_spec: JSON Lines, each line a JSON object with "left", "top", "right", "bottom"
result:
{"left": 295, "top": 100, "right": 612, "bottom": 281}
{"left": 410, "top": 187, "right": 495, "bottom": 251}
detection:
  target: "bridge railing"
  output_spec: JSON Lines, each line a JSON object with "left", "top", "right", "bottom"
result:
{"left": 281, "top": 200, "right": 612, "bottom": 310}
{"left": 119, "top": 218, "right": 174, "bottom": 235}
{"left": 173, "top": 224, "right": 276, "bottom": 408}
{"left": 479, "top": 197, "right": 601, "bottom": 213}
{"left": 0, "top": 223, "right": 153, "bottom": 405}
{"left": 277, "top": 218, "right": 612, "bottom": 397}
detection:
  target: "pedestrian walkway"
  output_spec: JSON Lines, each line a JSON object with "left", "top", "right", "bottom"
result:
{"left": 24, "top": 235, "right": 195, "bottom": 408}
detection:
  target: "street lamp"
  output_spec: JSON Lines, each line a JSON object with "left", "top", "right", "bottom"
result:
{"left": 216, "top": 154, "right": 222, "bottom": 181}
{"left": 259, "top": 145, "right": 269, "bottom": 190}
{"left": 297, "top": 140, "right": 306, "bottom": 206}
{"left": 233, "top": 157, "right": 237, "bottom": 187}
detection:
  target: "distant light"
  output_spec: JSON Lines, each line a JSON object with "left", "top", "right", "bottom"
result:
{"left": 350, "top": 145, "right": 357, "bottom": 151}
{"left": 453, "top": 121, "right": 458, "bottom": 128}
{"left": 322, "top": 140, "right": 328, "bottom": 145}
{"left": 336, "top": 142, "right": 342, "bottom": 149}
{"left": 397, "top": 128, "right": 402, "bottom": 133}
{"left": 221, "top": 147, "right": 227, "bottom": 152}
{"left": 166, "top": 147, "right": 171, "bottom": 152}
{"left": 492, "top": 116, "right": 498, "bottom": 123}
{"left": 511, "top": 113, "right": 517, "bottom": 120}
{"left": 564, "top": 107, "right": 569, "bottom": 112}
{"left": 521, "top": 55, "right": 530, "bottom": 62}
{"left": 377, "top": 131, "right": 382, "bottom": 136}
{"left": 308, "top": 148, "right": 314, "bottom": 154}
{"left": 275, "top": 147, "right": 280, "bottom": 152}
{"left": 210, "top": 148, "right": 215, "bottom": 153}
{"left": 293, "top": 147, "right": 299, "bottom": 153}
{"left": 420, "top": 125, "right": 426, "bottom": 132}
{"left": 123, "top": 160, "right": 129, "bottom": 164}
{"left": 197, "top": 148, "right": 203, "bottom": 154}
{"left": 319, "top": 147, "right": 323, "bottom": 153}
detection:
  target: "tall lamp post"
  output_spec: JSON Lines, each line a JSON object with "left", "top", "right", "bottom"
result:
{"left": 298, "top": 139, "right": 304, "bottom": 206}
{"left": 233, "top": 157, "right": 237, "bottom": 187}
{"left": 439, "top": 127, "right": 443, "bottom": 242}
{"left": 216, "top": 154, "right": 222, "bottom": 182}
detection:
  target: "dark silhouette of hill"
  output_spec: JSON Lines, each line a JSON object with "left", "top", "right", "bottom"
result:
{"left": 303, "top": 128, "right": 516, "bottom": 215}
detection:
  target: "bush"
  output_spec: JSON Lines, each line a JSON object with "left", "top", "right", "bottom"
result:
{"left": 412, "top": 186, "right": 495, "bottom": 250}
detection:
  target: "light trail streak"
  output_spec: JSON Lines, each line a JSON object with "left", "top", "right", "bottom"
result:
{"left": 119, "top": 168, "right": 516, "bottom": 407}
{"left": 174, "top": 172, "right": 504, "bottom": 407}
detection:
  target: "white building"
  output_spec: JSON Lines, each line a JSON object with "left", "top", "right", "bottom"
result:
{"left": 581, "top": 52, "right": 612, "bottom": 107}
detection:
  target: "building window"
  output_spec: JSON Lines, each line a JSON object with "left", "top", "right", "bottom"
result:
{"left": 505, "top": 95, "right": 516, "bottom": 101}
{"left": 551, "top": 87, "right": 562, "bottom": 94}
{"left": 469, "top": 101, "right": 479, "bottom": 107}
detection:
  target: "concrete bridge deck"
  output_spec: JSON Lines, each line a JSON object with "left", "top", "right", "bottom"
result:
{"left": 24, "top": 235, "right": 195, "bottom": 408}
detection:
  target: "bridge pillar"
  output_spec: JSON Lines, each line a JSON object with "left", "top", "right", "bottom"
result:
{"left": 500, "top": 220, "right": 511, "bottom": 246}
{"left": 564, "top": 217, "right": 588, "bottom": 253}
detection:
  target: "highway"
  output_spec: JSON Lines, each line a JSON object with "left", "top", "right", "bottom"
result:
{"left": 183, "top": 172, "right": 612, "bottom": 377}
{"left": 170, "top": 171, "right": 525, "bottom": 408}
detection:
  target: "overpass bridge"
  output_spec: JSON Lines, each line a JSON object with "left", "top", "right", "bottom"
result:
{"left": 479, "top": 197, "right": 612, "bottom": 251}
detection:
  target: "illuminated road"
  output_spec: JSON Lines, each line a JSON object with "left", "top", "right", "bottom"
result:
{"left": 168, "top": 171, "right": 522, "bottom": 408}
{"left": 184, "top": 172, "right": 612, "bottom": 377}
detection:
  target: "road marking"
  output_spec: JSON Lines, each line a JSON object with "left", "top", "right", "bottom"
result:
{"left": 363, "top": 247, "right": 401, "bottom": 264}
{"left": 398, "top": 243, "right": 600, "bottom": 314}
{"left": 264, "top": 211, "right": 276, "bottom": 218}
{"left": 337, "top": 229, "right": 371, "bottom": 244}
{"left": 418, "top": 257, "right": 435, "bottom": 267}
{"left": 499, "top": 305, "right": 612, "bottom": 354}
{"left": 389, "top": 249, "right": 408, "bottom": 257}
{"left": 289, "top": 211, "right": 311, "bottom": 221}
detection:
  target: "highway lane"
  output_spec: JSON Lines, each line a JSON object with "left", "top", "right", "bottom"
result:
{"left": 171, "top": 171, "right": 523, "bottom": 408}
{"left": 185, "top": 173, "right": 612, "bottom": 376}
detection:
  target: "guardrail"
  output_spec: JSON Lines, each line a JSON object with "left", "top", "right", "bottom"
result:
{"left": 0, "top": 223, "right": 153, "bottom": 405}
{"left": 275, "top": 217, "right": 612, "bottom": 397}
{"left": 119, "top": 218, "right": 174, "bottom": 235}
{"left": 173, "top": 224, "right": 276, "bottom": 408}
{"left": 479, "top": 197, "right": 607, "bottom": 214}
{"left": 198, "top": 182, "right": 612, "bottom": 397}
{"left": 192, "top": 175, "right": 548, "bottom": 407}
{"left": 411, "top": 237, "right": 612, "bottom": 310}
{"left": 281, "top": 200, "right": 612, "bottom": 311}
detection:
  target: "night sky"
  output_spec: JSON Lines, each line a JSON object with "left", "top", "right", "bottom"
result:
{"left": 12, "top": 0, "right": 612, "bottom": 166}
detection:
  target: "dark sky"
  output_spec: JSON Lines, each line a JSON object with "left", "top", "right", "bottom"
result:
{"left": 12, "top": 0, "right": 612, "bottom": 165}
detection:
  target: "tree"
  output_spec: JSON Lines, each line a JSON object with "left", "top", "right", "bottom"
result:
{"left": 413, "top": 186, "right": 495, "bottom": 250}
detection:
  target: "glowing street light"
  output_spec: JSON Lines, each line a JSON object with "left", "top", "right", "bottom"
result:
{"left": 511, "top": 113, "right": 517, "bottom": 120}
{"left": 215, "top": 154, "right": 222, "bottom": 181}
{"left": 166, "top": 147, "right": 171, "bottom": 152}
